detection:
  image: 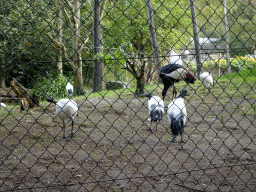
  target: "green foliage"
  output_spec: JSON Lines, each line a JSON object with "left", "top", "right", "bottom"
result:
{"left": 1, "top": 0, "right": 58, "bottom": 87}
{"left": 1, "top": 0, "right": 256, "bottom": 89}
{"left": 228, "top": 1, "right": 256, "bottom": 49}
{"left": 103, "top": 0, "right": 192, "bottom": 54}
{"left": 187, "top": 56, "right": 256, "bottom": 72}
{"left": 195, "top": 0, "right": 256, "bottom": 53}
{"left": 231, "top": 57, "right": 256, "bottom": 71}
{"left": 95, "top": 50, "right": 133, "bottom": 82}
{"left": 220, "top": 115, "right": 224, "bottom": 124}
{"left": 33, "top": 76, "right": 72, "bottom": 101}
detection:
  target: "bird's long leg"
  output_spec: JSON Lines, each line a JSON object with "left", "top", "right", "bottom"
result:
{"left": 173, "top": 86, "right": 177, "bottom": 100}
{"left": 71, "top": 120, "right": 74, "bottom": 138}
{"left": 162, "top": 85, "right": 170, "bottom": 101}
{"left": 171, "top": 136, "right": 176, "bottom": 143}
{"left": 63, "top": 120, "right": 65, "bottom": 139}
{"left": 148, "top": 120, "right": 155, "bottom": 132}
{"left": 181, "top": 134, "right": 183, "bottom": 143}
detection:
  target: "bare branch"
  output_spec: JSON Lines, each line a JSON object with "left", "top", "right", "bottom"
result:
{"left": 79, "top": 26, "right": 93, "bottom": 51}
{"left": 63, "top": 0, "right": 73, "bottom": 10}
{"left": 46, "top": 32, "right": 76, "bottom": 71}
{"left": 63, "top": 7, "right": 73, "bottom": 28}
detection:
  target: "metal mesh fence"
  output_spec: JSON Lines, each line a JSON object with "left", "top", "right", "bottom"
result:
{"left": 0, "top": 0, "right": 256, "bottom": 191}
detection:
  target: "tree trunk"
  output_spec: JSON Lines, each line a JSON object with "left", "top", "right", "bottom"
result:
{"left": 93, "top": 0, "right": 104, "bottom": 92}
{"left": 57, "top": 0, "right": 63, "bottom": 77}
{"left": 136, "top": 75, "right": 145, "bottom": 95}
{"left": 73, "top": 0, "right": 83, "bottom": 94}
{"left": 74, "top": 54, "right": 83, "bottom": 94}
{"left": 223, "top": 0, "right": 231, "bottom": 74}
{"left": 146, "top": 0, "right": 161, "bottom": 83}
{"left": 0, "top": 60, "right": 5, "bottom": 88}
{"left": 190, "top": 0, "right": 202, "bottom": 76}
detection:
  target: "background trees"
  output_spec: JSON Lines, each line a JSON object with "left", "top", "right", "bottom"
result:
{"left": 0, "top": 0, "right": 255, "bottom": 97}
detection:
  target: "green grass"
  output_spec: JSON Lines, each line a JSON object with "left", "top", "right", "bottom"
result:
{"left": 40, "top": 68, "right": 256, "bottom": 103}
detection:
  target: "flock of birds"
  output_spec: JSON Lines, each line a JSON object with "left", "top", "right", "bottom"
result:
{"left": 0, "top": 49, "right": 214, "bottom": 142}
{"left": 145, "top": 49, "right": 214, "bottom": 142}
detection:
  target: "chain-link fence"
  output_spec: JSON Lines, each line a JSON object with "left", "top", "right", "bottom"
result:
{"left": 1, "top": 0, "right": 256, "bottom": 191}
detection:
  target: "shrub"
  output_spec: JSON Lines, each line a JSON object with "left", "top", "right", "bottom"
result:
{"left": 187, "top": 56, "right": 256, "bottom": 72}
{"left": 231, "top": 56, "right": 256, "bottom": 71}
{"left": 33, "top": 76, "right": 72, "bottom": 101}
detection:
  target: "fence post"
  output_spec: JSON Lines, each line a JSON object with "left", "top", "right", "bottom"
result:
{"left": 189, "top": 0, "right": 202, "bottom": 76}
{"left": 218, "top": 52, "right": 221, "bottom": 77}
{"left": 93, "top": 0, "right": 104, "bottom": 92}
{"left": 146, "top": 0, "right": 161, "bottom": 83}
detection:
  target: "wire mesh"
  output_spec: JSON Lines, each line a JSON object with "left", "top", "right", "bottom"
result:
{"left": 0, "top": 0, "right": 256, "bottom": 191}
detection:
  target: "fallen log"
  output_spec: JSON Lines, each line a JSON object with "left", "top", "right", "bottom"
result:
{"left": 10, "top": 78, "right": 39, "bottom": 112}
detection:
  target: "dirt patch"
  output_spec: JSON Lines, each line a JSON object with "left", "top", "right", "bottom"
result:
{"left": 0, "top": 87, "right": 256, "bottom": 191}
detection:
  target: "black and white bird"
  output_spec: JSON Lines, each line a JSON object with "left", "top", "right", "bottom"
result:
{"left": 66, "top": 82, "right": 73, "bottom": 96}
{"left": 160, "top": 64, "right": 196, "bottom": 100}
{"left": 47, "top": 98, "right": 78, "bottom": 139}
{"left": 199, "top": 70, "right": 213, "bottom": 92}
{"left": 144, "top": 94, "right": 164, "bottom": 132}
{"left": 167, "top": 89, "right": 187, "bottom": 143}
{"left": 168, "top": 48, "right": 182, "bottom": 65}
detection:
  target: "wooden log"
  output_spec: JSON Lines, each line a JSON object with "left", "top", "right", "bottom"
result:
{"left": 10, "top": 78, "right": 39, "bottom": 112}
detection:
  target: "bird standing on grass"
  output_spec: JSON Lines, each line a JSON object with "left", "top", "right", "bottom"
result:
{"left": 47, "top": 98, "right": 78, "bottom": 139}
{"left": 167, "top": 89, "right": 187, "bottom": 143}
{"left": 199, "top": 70, "right": 213, "bottom": 92}
{"left": 66, "top": 82, "right": 73, "bottom": 96}
{"left": 144, "top": 94, "right": 164, "bottom": 132}
{"left": 160, "top": 64, "right": 196, "bottom": 100}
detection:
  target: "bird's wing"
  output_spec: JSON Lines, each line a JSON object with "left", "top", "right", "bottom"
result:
{"left": 164, "top": 68, "right": 186, "bottom": 80}
{"left": 160, "top": 64, "right": 184, "bottom": 73}
{"left": 208, "top": 75, "right": 214, "bottom": 85}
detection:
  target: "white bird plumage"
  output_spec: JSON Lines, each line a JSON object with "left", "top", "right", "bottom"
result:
{"left": 66, "top": 82, "right": 73, "bottom": 96}
{"left": 144, "top": 94, "right": 164, "bottom": 132}
{"left": 199, "top": 70, "right": 213, "bottom": 92}
{"left": 47, "top": 98, "right": 78, "bottom": 139}
{"left": 0, "top": 102, "right": 6, "bottom": 108}
{"left": 167, "top": 89, "right": 187, "bottom": 143}
{"left": 168, "top": 48, "right": 182, "bottom": 65}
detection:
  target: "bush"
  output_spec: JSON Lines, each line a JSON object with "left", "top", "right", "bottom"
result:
{"left": 231, "top": 56, "right": 256, "bottom": 71}
{"left": 187, "top": 56, "right": 256, "bottom": 72}
{"left": 33, "top": 76, "right": 72, "bottom": 101}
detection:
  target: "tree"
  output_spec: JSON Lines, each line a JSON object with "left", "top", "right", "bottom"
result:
{"left": 101, "top": 0, "right": 192, "bottom": 94}
{"left": 56, "top": 0, "right": 63, "bottom": 77}
{"left": 193, "top": 0, "right": 256, "bottom": 56}
{"left": 47, "top": 0, "right": 87, "bottom": 95}
{"left": 0, "top": 0, "right": 58, "bottom": 87}
{"left": 228, "top": 0, "right": 256, "bottom": 51}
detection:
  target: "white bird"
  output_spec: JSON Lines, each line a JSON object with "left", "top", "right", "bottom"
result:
{"left": 168, "top": 48, "right": 182, "bottom": 65}
{"left": 144, "top": 94, "right": 164, "bottom": 132}
{"left": 167, "top": 89, "right": 187, "bottom": 143}
{"left": 47, "top": 98, "right": 78, "bottom": 139}
{"left": 66, "top": 82, "right": 73, "bottom": 96}
{"left": 0, "top": 102, "right": 6, "bottom": 108}
{"left": 199, "top": 70, "right": 213, "bottom": 92}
